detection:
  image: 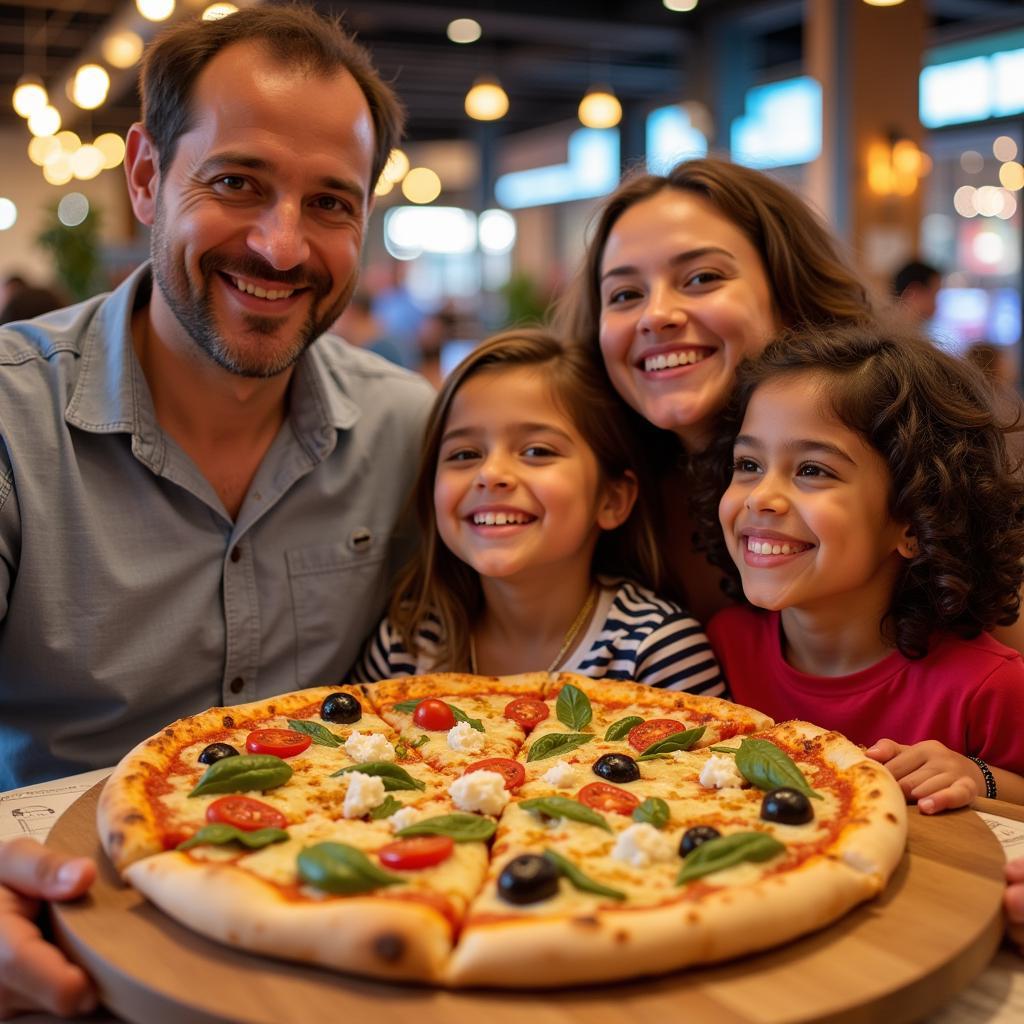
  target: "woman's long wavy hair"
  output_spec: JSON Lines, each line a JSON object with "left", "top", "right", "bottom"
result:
{"left": 391, "top": 328, "right": 664, "bottom": 671}
{"left": 692, "top": 321, "right": 1024, "bottom": 658}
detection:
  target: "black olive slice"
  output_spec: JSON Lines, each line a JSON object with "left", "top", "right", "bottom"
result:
{"left": 198, "top": 742, "right": 239, "bottom": 765}
{"left": 679, "top": 825, "right": 721, "bottom": 856}
{"left": 592, "top": 753, "right": 640, "bottom": 784}
{"left": 320, "top": 692, "right": 362, "bottom": 724}
{"left": 760, "top": 787, "right": 813, "bottom": 825}
{"left": 497, "top": 854, "right": 560, "bottom": 905}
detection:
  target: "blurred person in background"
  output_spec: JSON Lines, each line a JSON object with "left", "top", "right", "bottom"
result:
{"left": 332, "top": 290, "right": 407, "bottom": 367}
{"left": 0, "top": 274, "right": 27, "bottom": 312}
{"left": 365, "top": 258, "right": 424, "bottom": 369}
{"left": 0, "top": 284, "right": 66, "bottom": 325}
{"left": 417, "top": 304, "right": 460, "bottom": 389}
{"left": 891, "top": 259, "right": 942, "bottom": 325}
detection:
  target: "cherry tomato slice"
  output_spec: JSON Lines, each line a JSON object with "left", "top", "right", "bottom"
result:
{"left": 378, "top": 835, "right": 455, "bottom": 870}
{"left": 413, "top": 698, "right": 457, "bottom": 731}
{"left": 503, "top": 697, "right": 550, "bottom": 731}
{"left": 627, "top": 719, "right": 686, "bottom": 753}
{"left": 464, "top": 757, "right": 526, "bottom": 791}
{"left": 206, "top": 795, "right": 287, "bottom": 831}
{"left": 244, "top": 728, "right": 312, "bottom": 758}
{"left": 576, "top": 781, "right": 640, "bottom": 816}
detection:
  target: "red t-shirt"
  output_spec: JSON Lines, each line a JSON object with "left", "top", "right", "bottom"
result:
{"left": 708, "top": 605, "right": 1024, "bottom": 775}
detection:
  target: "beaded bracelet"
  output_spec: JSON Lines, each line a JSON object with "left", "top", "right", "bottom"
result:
{"left": 967, "top": 754, "right": 998, "bottom": 799}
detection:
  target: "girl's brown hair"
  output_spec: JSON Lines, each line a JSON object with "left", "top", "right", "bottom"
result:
{"left": 554, "top": 157, "right": 873, "bottom": 361}
{"left": 693, "top": 321, "right": 1024, "bottom": 657}
{"left": 390, "top": 328, "right": 663, "bottom": 671}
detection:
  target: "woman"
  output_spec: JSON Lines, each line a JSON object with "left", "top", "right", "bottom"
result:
{"left": 553, "top": 157, "right": 1024, "bottom": 653}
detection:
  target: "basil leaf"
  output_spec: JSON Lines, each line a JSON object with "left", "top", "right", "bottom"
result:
{"left": 734, "top": 738, "right": 823, "bottom": 800}
{"left": 189, "top": 754, "right": 293, "bottom": 797}
{"left": 287, "top": 719, "right": 342, "bottom": 748}
{"left": 369, "top": 795, "right": 404, "bottom": 820}
{"left": 677, "top": 831, "right": 785, "bottom": 884}
{"left": 632, "top": 797, "right": 670, "bottom": 829}
{"left": 519, "top": 796, "right": 611, "bottom": 833}
{"left": 543, "top": 848, "right": 626, "bottom": 901}
{"left": 527, "top": 732, "right": 593, "bottom": 763}
{"left": 396, "top": 813, "right": 497, "bottom": 842}
{"left": 637, "top": 726, "right": 706, "bottom": 761}
{"left": 390, "top": 699, "right": 484, "bottom": 732}
{"left": 604, "top": 716, "right": 644, "bottom": 742}
{"left": 556, "top": 683, "right": 592, "bottom": 732}
{"left": 177, "top": 825, "right": 289, "bottom": 850}
{"left": 298, "top": 842, "right": 403, "bottom": 894}
{"left": 331, "top": 761, "right": 426, "bottom": 792}
{"left": 708, "top": 745, "right": 739, "bottom": 755}
{"left": 448, "top": 704, "right": 485, "bottom": 733}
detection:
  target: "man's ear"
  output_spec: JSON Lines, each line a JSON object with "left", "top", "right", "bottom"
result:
{"left": 896, "top": 524, "right": 918, "bottom": 559}
{"left": 124, "top": 123, "right": 161, "bottom": 227}
{"left": 596, "top": 469, "right": 639, "bottom": 531}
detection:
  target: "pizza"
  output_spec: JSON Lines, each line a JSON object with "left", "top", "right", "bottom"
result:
{"left": 97, "top": 672, "right": 907, "bottom": 987}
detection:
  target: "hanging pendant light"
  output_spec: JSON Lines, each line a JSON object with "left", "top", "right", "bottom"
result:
{"left": 578, "top": 86, "right": 622, "bottom": 129}
{"left": 13, "top": 74, "right": 48, "bottom": 118}
{"left": 465, "top": 76, "right": 509, "bottom": 122}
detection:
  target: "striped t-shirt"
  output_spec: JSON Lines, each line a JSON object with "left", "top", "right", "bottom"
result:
{"left": 351, "top": 579, "right": 724, "bottom": 695}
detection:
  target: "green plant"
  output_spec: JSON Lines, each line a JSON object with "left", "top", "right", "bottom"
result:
{"left": 36, "top": 204, "right": 102, "bottom": 302}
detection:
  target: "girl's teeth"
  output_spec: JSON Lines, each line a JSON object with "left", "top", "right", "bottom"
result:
{"left": 473, "top": 511, "right": 531, "bottom": 526}
{"left": 643, "top": 350, "right": 709, "bottom": 373}
{"left": 231, "top": 276, "right": 295, "bottom": 301}
{"left": 746, "top": 538, "right": 807, "bottom": 556}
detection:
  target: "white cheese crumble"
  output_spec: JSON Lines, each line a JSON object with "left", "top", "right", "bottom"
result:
{"left": 699, "top": 754, "right": 746, "bottom": 790}
{"left": 447, "top": 720, "right": 486, "bottom": 753}
{"left": 541, "top": 759, "right": 577, "bottom": 789}
{"left": 611, "top": 823, "right": 675, "bottom": 868}
{"left": 387, "top": 806, "right": 420, "bottom": 833}
{"left": 344, "top": 731, "right": 395, "bottom": 763}
{"left": 842, "top": 849, "right": 878, "bottom": 874}
{"left": 342, "top": 771, "right": 387, "bottom": 819}
{"left": 448, "top": 770, "right": 509, "bottom": 815}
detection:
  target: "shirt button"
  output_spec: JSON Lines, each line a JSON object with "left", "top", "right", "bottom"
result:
{"left": 230, "top": 546, "right": 241, "bottom": 563}
{"left": 229, "top": 677, "right": 244, "bottom": 694}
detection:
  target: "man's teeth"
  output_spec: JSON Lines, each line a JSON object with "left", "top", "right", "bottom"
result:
{"left": 231, "top": 276, "right": 295, "bottom": 301}
{"left": 747, "top": 538, "right": 808, "bottom": 556}
{"left": 473, "top": 511, "right": 532, "bottom": 526}
{"left": 643, "top": 350, "right": 709, "bottom": 372}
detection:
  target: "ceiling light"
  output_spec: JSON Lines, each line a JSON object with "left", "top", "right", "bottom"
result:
{"left": 28, "top": 104, "right": 61, "bottom": 137}
{"left": 136, "top": 0, "right": 175, "bottom": 22}
{"left": 94, "top": 133, "right": 126, "bottom": 169}
{"left": 862, "top": 0, "right": 905, "bottom": 5}
{"left": 993, "top": 136, "right": 1018, "bottom": 163}
{"left": 42, "top": 151, "right": 74, "bottom": 186}
{"left": 13, "top": 75, "right": 48, "bottom": 118}
{"left": 28, "top": 135, "right": 60, "bottom": 166}
{"left": 202, "top": 3, "right": 238, "bottom": 21}
{"left": 71, "top": 145, "right": 106, "bottom": 180}
{"left": 578, "top": 86, "right": 622, "bottom": 129}
{"left": 401, "top": 167, "right": 442, "bottom": 204}
{"left": 58, "top": 193, "right": 90, "bottom": 228}
{"left": 56, "top": 131, "right": 81, "bottom": 153}
{"left": 374, "top": 177, "right": 394, "bottom": 197}
{"left": 465, "top": 77, "right": 509, "bottom": 121}
{"left": 102, "top": 31, "right": 144, "bottom": 69}
{"left": 71, "top": 64, "right": 110, "bottom": 110}
{"left": 0, "top": 198, "right": 17, "bottom": 232}
{"left": 447, "top": 18, "right": 482, "bottom": 44}
{"left": 1000, "top": 161, "right": 1024, "bottom": 191}
{"left": 662, "top": 0, "right": 698, "bottom": 10}
{"left": 381, "top": 148, "right": 410, "bottom": 184}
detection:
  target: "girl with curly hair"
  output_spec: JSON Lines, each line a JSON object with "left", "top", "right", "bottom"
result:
{"left": 702, "top": 321, "right": 1024, "bottom": 813}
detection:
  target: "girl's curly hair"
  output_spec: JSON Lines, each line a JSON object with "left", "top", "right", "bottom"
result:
{"left": 692, "top": 320, "right": 1024, "bottom": 658}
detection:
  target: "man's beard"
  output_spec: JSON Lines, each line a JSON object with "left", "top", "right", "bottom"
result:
{"left": 150, "top": 201, "right": 355, "bottom": 378}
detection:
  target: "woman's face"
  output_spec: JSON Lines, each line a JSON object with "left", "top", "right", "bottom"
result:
{"left": 598, "top": 189, "right": 778, "bottom": 449}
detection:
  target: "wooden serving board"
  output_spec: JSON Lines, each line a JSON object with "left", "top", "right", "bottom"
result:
{"left": 48, "top": 782, "right": 1005, "bottom": 1024}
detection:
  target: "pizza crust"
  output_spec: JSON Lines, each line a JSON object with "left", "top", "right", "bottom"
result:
{"left": 125, "top": 853, "right": 453, "bottom": 983}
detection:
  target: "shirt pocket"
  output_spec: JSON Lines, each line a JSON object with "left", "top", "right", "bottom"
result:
{"left": 286, "top": 537, "right": 389, "bottom": 686}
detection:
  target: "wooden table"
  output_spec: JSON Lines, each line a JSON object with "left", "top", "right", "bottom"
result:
{"left": 45, "top": 781, "right": 1008, "bottom": 1024}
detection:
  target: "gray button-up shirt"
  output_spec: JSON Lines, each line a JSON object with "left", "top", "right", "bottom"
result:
{"left": 0, "top": 264, "right": 435, "bottom": 789}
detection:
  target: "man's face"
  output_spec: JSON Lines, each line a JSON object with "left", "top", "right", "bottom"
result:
{"left": 144, "top": 41, "right": 375, "bottom": 377}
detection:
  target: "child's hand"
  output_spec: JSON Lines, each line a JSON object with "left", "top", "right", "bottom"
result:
{"left": 1008, "top": 859, "right": 1024, "bottom": 955}
{"left": 865, "top": 738, "right": 983, "bottom": 814}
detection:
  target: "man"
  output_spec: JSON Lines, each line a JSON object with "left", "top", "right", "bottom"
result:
{"left": 0, "top": 6, "right": 433, "bottom": 1014}
{"left": 891, "top": 259, "right": 942, "bottom": 324}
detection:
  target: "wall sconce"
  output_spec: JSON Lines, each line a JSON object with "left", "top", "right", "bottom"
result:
{"left": 465, "top": 76, "right": 509, "bottom": 122}
{"left": 867, "top": 132, "right": 930, "bottom": 196}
